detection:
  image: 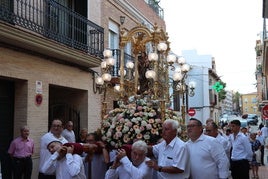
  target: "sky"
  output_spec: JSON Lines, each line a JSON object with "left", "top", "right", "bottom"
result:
{"left": 160, "top": 0, "right": 263, "bottom": 94}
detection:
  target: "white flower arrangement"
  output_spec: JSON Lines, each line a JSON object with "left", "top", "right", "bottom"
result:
{"left": 101, "top": 95, "right": 182, "bottom": 148}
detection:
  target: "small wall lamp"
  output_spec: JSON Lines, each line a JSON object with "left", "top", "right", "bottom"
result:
{"left": 120, "top": 16, "right": 125, "bottom": 25}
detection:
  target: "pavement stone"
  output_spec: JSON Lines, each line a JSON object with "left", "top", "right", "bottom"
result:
{"left": 254, "top": 165, "right": 268, "bottom": 179}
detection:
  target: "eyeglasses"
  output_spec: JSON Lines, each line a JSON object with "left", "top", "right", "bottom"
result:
{"left": 186, "top": 124, "right": 199, "bottom": 128}
{"left": 52, "top": 125, "right": 62, "bottom": 128}
{"left": 205, "top": 130, "right": 212, "bottom": 133}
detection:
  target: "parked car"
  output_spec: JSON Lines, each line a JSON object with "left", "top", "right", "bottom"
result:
{"left": 239, "top": 118, "right": 248, "bottom": 128}
{"left": 224, "top": 116, "right": 248, "bottom": 128}
{"left": 242, "top": 114, "right": 258, "bottom": 125}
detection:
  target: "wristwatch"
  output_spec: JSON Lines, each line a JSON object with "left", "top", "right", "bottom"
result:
{"left": 158, "top": 166, "right": 163, "bottom": 172}
{"left": 109, "top": 166, "right": 116, "bottom": 169}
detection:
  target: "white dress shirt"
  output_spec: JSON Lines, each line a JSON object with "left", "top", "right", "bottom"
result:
{"left": 216, "top": 133, "right": 231, "bottom": 158}
{"left": 39, "top": 132, "right": 68, "bottom": 174}
{"left": 186, "top": 134, "right": 230, "bottom": 179}
{"left": 62, "top": 129, "right": 76, "bottom": 143}
{"left": 153, "top": 137, "right": 189, "bottom": 179}
{"left": 105, "top": 156, "right": 153, "bottom": 179}
{"left": 230, "top": 132, "right": 253, "bottom": 161}
{"left": 41, "top": 152, "right": 86, "bottom": 179}
{"left": 261, "top": 126, "right": 268, "bottom": 138}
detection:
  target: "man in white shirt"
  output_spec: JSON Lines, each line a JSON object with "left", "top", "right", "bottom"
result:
{"left": 38, "top": 119, "right": 68, "bottom": 179}
{"left": 62, "top": 121, "right": 76, "bottom": 143}
{"left": 261, "top": 125, "right": 268, "bottom": 139}
{"left": 205, "top": 121, "right": 231, "bottom": 159}
{"left": 105, "top": 140, "right": 153, "bottom": 179}
{"left": 186, "top": 118, "right": 230, "bottom": 179}
{"left": 229, "top": 119, "right": 253, "bottom": 179}
{"left": 146, "top": 119, "right": 189, "bottom": 179}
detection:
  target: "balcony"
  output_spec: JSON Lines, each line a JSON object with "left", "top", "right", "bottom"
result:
{"left": 109, "top": 49, "right": 134, "bottom": 77}
{"left": 0, "top": 0, "right": 104, "bottom": 68}
{"left": 146, "top": 0, "right": 164, "bottom": 19}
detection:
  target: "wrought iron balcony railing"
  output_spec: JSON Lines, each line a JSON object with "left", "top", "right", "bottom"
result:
{"left": 146, "top": 0, "right": 164, "bottom": 19}
{"left": 110, "top": 49, "right": 135, "bottom": 77}
{"left": 0, "top": 0, "right": 104, "bottom": 58}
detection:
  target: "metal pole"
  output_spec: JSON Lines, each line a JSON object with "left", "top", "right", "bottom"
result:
{"left": 181, "top": 92, "right": 186, "bottom": 124}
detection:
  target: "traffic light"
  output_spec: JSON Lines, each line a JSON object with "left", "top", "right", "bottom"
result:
{"left": 212, "top": 81, "right": 223, "bottom": 92}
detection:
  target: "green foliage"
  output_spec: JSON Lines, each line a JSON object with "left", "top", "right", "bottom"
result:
{"left": 218, "top": 81, "right": 226, "bottom": 101}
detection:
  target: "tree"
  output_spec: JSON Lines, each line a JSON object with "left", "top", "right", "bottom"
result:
{"left": 215, "top": 80, "right": 226, "bottom": 101}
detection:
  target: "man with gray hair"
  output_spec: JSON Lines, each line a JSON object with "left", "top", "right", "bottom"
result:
{"left": 8, "top": 126, "right": 34, "bottom": 179}
{"left": 146, "top": 119, "right": 189, "bottom": 179}
{"left": 105, "top": 140, "right": 153, "bottom": 179}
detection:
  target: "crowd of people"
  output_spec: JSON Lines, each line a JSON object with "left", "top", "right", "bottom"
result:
{"left": 7, "top": 117, "right": 268, "bottom": 179}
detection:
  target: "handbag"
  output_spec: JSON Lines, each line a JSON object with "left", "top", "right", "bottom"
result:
{"left": 255, "top": 149, "right": 261, "bottom": 163}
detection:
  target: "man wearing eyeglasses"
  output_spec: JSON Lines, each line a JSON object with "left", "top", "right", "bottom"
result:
{"left": 186, "top": 118, "right": 229, "bottom": 179}
{"left": 205, "top": 121, "right": 231, "bottom": 159}
{"left": 38, "top": 119, "right": 68, "bottom": 179}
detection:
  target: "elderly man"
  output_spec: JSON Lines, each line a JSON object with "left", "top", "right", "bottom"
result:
{"left": 38, "top": 119, "right": 68, "bottom": 179}
{"left": 186, "top": 118, "right": 229, "bottom": 179}
{"left": 105, "top": 140, "right": 153, "bottom": 179}
{"left": 8, "top": 126, "right": 34, "bottom": 179}
{"left": 62, "top": 121, "right": 76, "bottom": 143}
{"left": 205, "top": 121, "right": 231, "bottom": 158}
{"left": 146, "top": 119, "right": 189, "bottom": 179}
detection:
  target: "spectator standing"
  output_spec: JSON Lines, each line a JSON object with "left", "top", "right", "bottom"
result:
{"left": 41, "top": 141, "right": 86, "bottom": 179}
{"left": 39, "top": 119, "right": 68, "bottom": 179}
{"left": 225, "top": 128, "right": 232, "bottom": 136}
{"left": 186, "top": 118, "right": 230, "bottom": 179}
{"left": 229, "top": 120, "right": 253, "bottom": 179}
{"left": 256, "top": 131, "right": 265, "bottom": 165}
{"left": 264, "top": 136, "right": 268, "bottom": 166}
{"left": 241, "top": 127, "right": 250, "bottom": 136}
{"left": 105, "top": 140, "right": 153, "bottom": 179}
{"left": 146, "top": 119, "right": 189, "bottom": 179}
{"left": 8, "top": 126, "right": 34, "bottom": 179}
{"left": 249, "top": 133, "right": 262, "bottom": 179}
{"left": 259, "top": 123, "right": 264, "bottom": 131}
{"left": 77, "top": 128, "right": 88, "bottom": 143}
{"left": 261, "top": 124, "right": 268, "bottom": 139}
{"left": 62, "top": 121, "right": 76, "bottom": 143}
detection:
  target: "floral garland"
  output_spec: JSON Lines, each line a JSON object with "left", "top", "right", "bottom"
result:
{"left": 101, "top": 95, "right": 184, "bottom": 148}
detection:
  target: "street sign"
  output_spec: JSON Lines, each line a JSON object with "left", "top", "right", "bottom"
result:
{"left": 262, "top": 105, "right": 268, "bottom": 120}
{"left": 188, "top": 108, "right": 196, "bottom": 116}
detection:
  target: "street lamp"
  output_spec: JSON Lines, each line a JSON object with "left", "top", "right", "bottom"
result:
{"left": 172, "top": 57, "right": 195, "bottom": 124}
{"left": 93, "top": 49, "right": 116, "bottom": 119}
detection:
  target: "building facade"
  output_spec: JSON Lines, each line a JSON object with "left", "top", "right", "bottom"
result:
{"left": 259, "top": 1, "right": 268, "bottom": 121}
{"left": 0, "top": 0, "right": 166, "bottom": 178}
{"left": 221, "top": 90, "right": 234, "bottom": 115}
{"left": 240, "top": 92, "right": 259, "bottom": 115}
{"left": 0, "top": 0, "right": 105, "bottom": 177}
{"left": 180, "top": 50, "right": 221, "bottom": 124}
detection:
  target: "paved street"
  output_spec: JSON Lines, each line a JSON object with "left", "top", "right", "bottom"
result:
{"left": 251, "top": 165, "right": 268, "bottom": 179}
